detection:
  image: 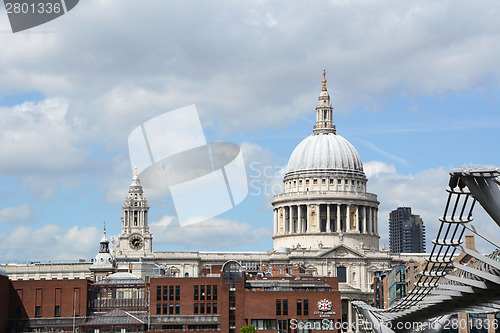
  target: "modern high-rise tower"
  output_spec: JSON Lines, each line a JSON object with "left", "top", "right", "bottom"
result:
{"left": 389, "top": 207, "right": 426, "bottom": 253}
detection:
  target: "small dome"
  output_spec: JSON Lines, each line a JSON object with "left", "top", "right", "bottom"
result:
{"left": 96, "top": 271, "right": 144, "bottom": 284}
{"left": 286, "top": 133, "right": 364, "bottom": 177}
{"left": 100, "top": 233, "right": 108, "bottom": 243}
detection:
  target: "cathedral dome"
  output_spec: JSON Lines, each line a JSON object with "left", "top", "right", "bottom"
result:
{"left": 286, "top": 132, "right": 364, "bottom": 177}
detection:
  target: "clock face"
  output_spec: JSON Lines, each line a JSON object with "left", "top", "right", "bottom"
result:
{"left": 129, "top": 235, "right": 144, "bottom": 250}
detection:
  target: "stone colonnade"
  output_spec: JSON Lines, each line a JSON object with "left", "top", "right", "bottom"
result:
{"left": 273, "top": 203, "right": 378, "bottom": 236}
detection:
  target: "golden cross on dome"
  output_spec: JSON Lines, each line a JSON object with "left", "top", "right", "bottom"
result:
{"left": 322, "top": 70, "right": 327, "bottom": 91}
{"left": 134, "top": 166, "right": 138, "bottom": 176}
{"left": 103, "top": 221, "right": 106, "bottom": 233}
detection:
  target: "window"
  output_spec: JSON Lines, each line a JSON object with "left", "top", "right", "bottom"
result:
{"left": 297, "top": 299, "right": 302, "bottom": 315}
{"left": 163, "top": 304, "right": 168, "bottom": 315}
{"left": 278, "top": 319, "right": 288, "bottom": 333}
{"left": 283, "top": 299, "right": 288, "bottom": 315}
{"left": 322, "top": 179, "right": 326, "bottom": 184}
{"left": 252, "top": 319, "right": 278, "bottom": 331}
{"left": 169, "top": 286, "right": 174, "bottom": 301}
{"left": 175, "top": 285, "right": 180, "bottom": 300}
{"left": 330, "top": 178, "right": 333, "bottom": 185}
{"left": 276, "top": 299, "right": 281, "bottom": 315}
{"left": 73, "top": 288, "right": 80, "bottom": 316}
{"left": 157, "top": 286, "right": 161, "bottom": 301}
{"left": 299, "top": 180, "right": 302, "bottom": 185}
{"left": 200, "top": 285, "right": 205, "bottom": 300}
{"left": 35, "top": 288, "right": 42, "bottom": 317}
{"left": 207, "top": 285, "right": 211, "bottom": 300}
{"left": 194, "top": 285, "right": 199, "bottom": 300}
{"left": 163, "top": 286, "right": 168, "bottom": 301}
{"left": 338, "top": 179, "right": 341, "bottom": 184}
{"left": 194, "top": 303, "right": 199, "bottom": 314}
{"left": 304, "top": 299, "right": 309, "bottom": 315}
{"left": 175, "top": 304, "right": 180, "bottom": 314}
{"left": 288, "top": 268, "right": 294, "bottom": 275}
{"left": 169, "top": 304, "right": 174, "bottom": 314}
{"left": 306, "top": 179, "right": 309, "bottom": 185}
{"left": 54, "top": 288, "right": 61, "bottom": 317}
{"left": 278, "top": 268, "right": 284, "bottom": 275}
{"left": 200, "top": 303, "right": 205, "bottom": 314}
{"left": 337, "top": 266, "right": 347, "bottom": 283}
{"left": 206, "top": 303, "right": 211, "bottom": 314}
{"left": 213, "top": 303, "right": 217, "bottom": 314}
{"left": 213, "top": 285, "right": 217, "bottom": 300}
{"left": 313, "top": 179, "right": 317, "bottom": 184}
{"left": 156, "top": 304, "right": 161, "bottom": 315}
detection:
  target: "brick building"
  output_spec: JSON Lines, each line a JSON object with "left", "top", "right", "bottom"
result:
{"left": 149, "top": 261, "right": 341, "bottom": 332}
{"left": 1, "top": 261, "right": 341, "bottom": 333}
{"left": 6, "top": 278, "right": 88, "bottom": 332}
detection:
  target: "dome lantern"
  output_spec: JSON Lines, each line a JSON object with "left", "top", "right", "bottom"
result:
{"left": 313, "top": 70, "right": 336, "bottom": 134}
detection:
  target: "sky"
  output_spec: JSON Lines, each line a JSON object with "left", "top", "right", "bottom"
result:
{"left": 0, "top": 1, "right": 500, "bottom": 261}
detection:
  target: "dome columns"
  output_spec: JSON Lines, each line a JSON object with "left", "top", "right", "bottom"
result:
{"left": 273, "top": 202, "right": 378, "bottom": 238}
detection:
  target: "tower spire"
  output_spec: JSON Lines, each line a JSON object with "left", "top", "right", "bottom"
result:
{"left": 313, "top": 70, "right": 336, "bottom": 134}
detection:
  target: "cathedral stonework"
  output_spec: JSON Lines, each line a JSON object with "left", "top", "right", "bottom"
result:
{"left": 272, "top": 71, "right": 379, "bottom": 251}
{"left": 117, "top": 167, "right": 154, "bottom": 258}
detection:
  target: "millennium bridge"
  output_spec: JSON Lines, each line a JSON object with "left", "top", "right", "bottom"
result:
{"left": 354, "top": 167, "right": 500, "bottom": 333}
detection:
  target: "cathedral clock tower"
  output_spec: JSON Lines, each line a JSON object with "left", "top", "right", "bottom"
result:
{"left": 117, "top": 167, "right": 154, "bottom": 258}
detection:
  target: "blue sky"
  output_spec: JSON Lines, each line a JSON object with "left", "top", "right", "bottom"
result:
{"left": 0, "top": 1, "right": 499, "bottom": 260}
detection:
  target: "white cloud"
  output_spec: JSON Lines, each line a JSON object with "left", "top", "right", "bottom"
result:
{"left": 365, "top": 161, "right": 449, "bottom": 249}
{"left": 1, "top": 1, "right": 500, "bottom": 133}
{"left": 150, "top": 215, "right": 271, "bottom": 249}
{"left": 20, "top": 174, "right": 82, "bottom": 200}
{"left": 365, "top": 161, "right": 498, "bottom": 254}
{"left": 0, "top": 204, "right": 33, "bottom": 224}
{"left": 0, "top": 224, "right": 100, "bottom": 261}
{"left": 0, "top": 98, "right": 89, "bottom": 174}
{"left": 242, "top": 141, "right": 285, "bottom": 206}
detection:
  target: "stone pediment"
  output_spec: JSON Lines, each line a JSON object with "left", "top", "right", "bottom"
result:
{"left": 318, "top": 244, "right": 365, "bottom": 259}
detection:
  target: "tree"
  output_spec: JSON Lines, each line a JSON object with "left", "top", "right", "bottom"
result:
{"left": 240, "top": 324, "right": 256, "bottom": 333}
